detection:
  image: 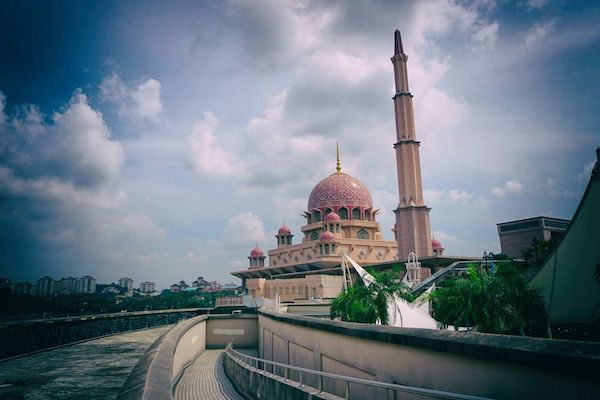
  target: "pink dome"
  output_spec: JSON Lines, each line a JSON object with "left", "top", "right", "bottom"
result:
{"left": 432, "top": 239, "right": 443, "bottom": 250}
{"left": 324, "top": 212, "right": 340, "bottom": 222}
{"left": 319, "top": 231, "right": 336, "bottom": 242}
{"left": 308, "top": 172, "right": 373, "bottom": 211}
{"left": 278, "top": 226, "right": 291, "bottom": 235}
{"left": 250, "top": 247, "right": 264, "bottom": 257}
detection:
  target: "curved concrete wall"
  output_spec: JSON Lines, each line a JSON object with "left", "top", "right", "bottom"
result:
{"left": 258, "top": 309, "right": 600, "bottom": 399}
{"left": 0, "top": 309, "right": 205, "bottom": 360}
{"left": 118, "top": 314, "right": 258, "bottom": 400}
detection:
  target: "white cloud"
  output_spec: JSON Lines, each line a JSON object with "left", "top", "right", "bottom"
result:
{"left": 51, "top": 92, "right": 125, "bottom": 186}
{"left": 432, "top": 229, "right": 458, "bottom": 245}
{"left": 99, "top": 73, "right": 127, "bottom": 102}
{"left": 492, "top": 179, "right": 523, "bottom": 197}
{"left": 224, "top": 212, "right": 268, "bottom": 246}
{"left": 424, "top": 188, "right": 473, "bottom": 204}
{"left": 448, "top": 189, "right": 474, "bottom": 203}
{"left": 524, "top": 19, "right": 556, "bottom": 48}
{"left": 185, "top": 111, "right": 240, "bottom": 177}
{"left": 576, "top": 161, "right": 595, "bottom": 185}
{"left": 472, "top": 21, "right": 499, "bottom": 46}
{"left": 130, "top": 79, "right": 162, "bottom": 122}
{"left": 526, "top": 0, "right": 550, "bottom": 10}
{"left": 99, "top": 73, "right": 163, "bottom": 122}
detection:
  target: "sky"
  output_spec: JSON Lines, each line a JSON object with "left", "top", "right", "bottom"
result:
{"left": 1, "top": 0, "right": 598, "bottom": 289}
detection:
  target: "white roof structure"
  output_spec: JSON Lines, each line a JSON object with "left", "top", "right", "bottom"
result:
{"left": 342, "top": 254, "right": 439, "bottom": 330}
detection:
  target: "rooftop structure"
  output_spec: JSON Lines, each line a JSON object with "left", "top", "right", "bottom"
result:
{"left": 497, "top": 216, "right": 569, "bottom": 258}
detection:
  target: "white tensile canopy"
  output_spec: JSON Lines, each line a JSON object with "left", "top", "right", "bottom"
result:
{"left": 342, "top": 253, "right": 440, "bottom": 330}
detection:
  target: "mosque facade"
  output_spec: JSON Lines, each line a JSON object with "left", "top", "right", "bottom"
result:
{"left": 231, "top": 31, "right": 439, "bottom": 301}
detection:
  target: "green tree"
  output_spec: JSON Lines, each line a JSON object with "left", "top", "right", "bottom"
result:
{"left": 430, "top": 263, "right": 547, "bottom": 334}
{"left": 330, "top": 269, "right": 413, "bottom": 325}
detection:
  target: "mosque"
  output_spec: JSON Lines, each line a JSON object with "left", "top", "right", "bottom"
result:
{"left": 231, "top": 30, "right": 445, "bottom": 301}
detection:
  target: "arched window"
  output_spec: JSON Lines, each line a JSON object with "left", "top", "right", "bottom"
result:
{"left": 357, "top": 229, "right": 369, "bottom": 240}
{"left": 329, "top": 224, "right": 334, "bottom": 232}
{"left": 331, "top": 244, "right": 336, "bottom": 254}
{"left": 324, "top": 208, "right": 332, "bottom": 216}
{"left": 310, "top": 231, "right": 319, "bottom": 241}
{"left": 287, "top": 237, "right": 291, "bottom": 245}
{"left": 307, "top": 214, "right": 312, "bottom": 224}
{"left": 352, "top": 208, "right": 361, "bottom": 220}
{"left": 324, "top": 244, "right": 330, "bottom": 255}
{"left": 313, "top": 210, "right": 321, "bottom": 222}
{"left": 338, "top": 207, "right": 348, "bottom": 220}
{"left": 365, "top": 210, "right": 370, "bottom": 221}
{"left": 319, "top": 244, "right": 323, "bottom": 255}
{"left": 336, "top": 224, "right": 340, "bottom": 232}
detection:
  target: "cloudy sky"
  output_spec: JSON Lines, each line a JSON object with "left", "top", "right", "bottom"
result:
{"left": 1, "top": 0, "right": 598, "bottom": 288}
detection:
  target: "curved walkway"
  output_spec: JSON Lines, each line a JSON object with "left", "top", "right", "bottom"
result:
{"left": 173, "top": 350, "right": 245, "bottom": 400}
{"left": 0, "top": 325, "right": 171, "bottom": 399}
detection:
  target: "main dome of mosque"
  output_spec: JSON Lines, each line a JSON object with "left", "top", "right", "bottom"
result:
{"left": 307, "top": 172, "right": 373, "bottom": 211}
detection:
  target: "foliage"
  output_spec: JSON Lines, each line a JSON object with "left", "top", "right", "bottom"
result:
{"left": 429, "top": 263, "right": 547, "bottom": 334}
{"left": 0, "top": 289, "right": 236, "bottom": 321}
{"left": 520, "top": 238, "right": 557, "bottom": 267}
{"left": 330, "top": 269, "right": 413, "bottom": 325}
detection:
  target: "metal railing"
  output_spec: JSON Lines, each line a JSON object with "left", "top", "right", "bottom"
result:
{"left": 225, "top": 343, "right": 492, "bottom": 400}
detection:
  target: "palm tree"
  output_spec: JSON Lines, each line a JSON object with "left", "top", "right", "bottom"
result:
{"left": 430, "top": 263, "right": 547, "bottom": 334}
{"left": 429, "top": 266, "right": 484, "bottom": 330}
{"left": 330, "top": 269, "right": 413, "bottom": 325}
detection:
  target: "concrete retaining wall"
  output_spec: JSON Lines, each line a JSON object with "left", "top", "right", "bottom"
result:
{"left": 0, "top": 309, "right": 205, "bottom": 360}
{"left": 117, "top": 314, "right": 258, "bottom": 400}
{"left": 258, "top": 309, "right": 600, "bottom": 399}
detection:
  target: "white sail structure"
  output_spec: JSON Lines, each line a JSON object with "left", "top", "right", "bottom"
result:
{"left": 342, "top": 253, "right": 439, "bottom": 330}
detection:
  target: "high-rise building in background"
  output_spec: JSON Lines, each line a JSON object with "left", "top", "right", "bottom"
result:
{"left": 139, "top": 281, "right": 156, "bottom": 293}
{"left": 118, "top": 277, "right": 134, "bottom": 291}
{"left": 57, "top": 277, "right": 77, "bottom": 295}
{"left": 75, "top": 275, "right": 96, "bottom": 294}
{"left": 13, "top": 282, "right": 35, "bottom": 296}
{"left": 36, "top": 276, "right": 55, "bottom": 297}
{"left": 391, "top": 30, "right": 433, "bottom": 260}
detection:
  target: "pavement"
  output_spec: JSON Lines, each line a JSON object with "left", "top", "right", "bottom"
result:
{"left": 173, "top": 350, "right": 248, "bottom": 400}
{"left": 0, "top": 326, "right": 171, "bottom": 400}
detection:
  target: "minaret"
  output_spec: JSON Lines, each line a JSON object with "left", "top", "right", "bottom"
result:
{"left": 391, "top": 29, "right": 433, "bottom": 259}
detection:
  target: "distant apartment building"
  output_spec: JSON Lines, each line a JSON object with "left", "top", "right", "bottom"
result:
{"left": 75, "top": 275, "right": 97, "bottom": 294}
{"left": 0, "top": 277, "right": 12, "bottom": 292}
{"left": 57, "top": 277, "right": 77, "bottom": 295}
{"left": 139, "top": 281, "right": 156, "bottom": 293}
{"left": 13, "top": 281, "right": 35, "bottom": 296}
{"left": 36, "top": 276, "right": 56, "bottom": 297}
{"left": 497, "top": 216, "right": 570, "bottom": 258}
{"left": 118, "top": 277, "right": 134, "bottom": 291}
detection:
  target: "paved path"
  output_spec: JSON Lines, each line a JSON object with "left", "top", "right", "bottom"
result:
{"left": 173, "top": 350, "right": 246, "bottom": 400}
{"left": 0, "top": 326, "right": 171, "bottom": 400}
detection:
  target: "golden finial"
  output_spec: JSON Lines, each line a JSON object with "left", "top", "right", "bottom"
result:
{"left": 336, "top": 141, "right": 341, "bottom": 173}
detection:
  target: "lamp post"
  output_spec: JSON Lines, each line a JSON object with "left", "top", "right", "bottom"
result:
{"left": 482, "top": 251, "right": 488, "bottom": 274}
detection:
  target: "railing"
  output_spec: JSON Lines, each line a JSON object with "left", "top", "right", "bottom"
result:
{"left": 215, "top": 296, "right": 244, "bottom": 307}
{"left": 225, "top": 343, "right": 492, "bottom": 400}
{"left": 411, "top": 261, "right": 472, "bottom": 295}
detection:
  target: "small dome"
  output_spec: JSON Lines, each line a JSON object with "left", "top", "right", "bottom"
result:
{"left": 324, "top": 212, "right": 340, "bottom": 222}
{"left": 250, "top": 247, "right": 264, "bottom": 257}
{"left": 432, "top": 239, "right": 443, "bottom": 250}
{"left": 278, "top": 226, "right": 291, "bottom": 235}
{"left": 319, "top": 231, "right": 336, "bottom": 242}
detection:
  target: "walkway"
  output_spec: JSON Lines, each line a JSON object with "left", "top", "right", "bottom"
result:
{"left": 0, "top": 326, "right": 171, "bottom": 399}
{"left": 173, "top": 350, "right": 247, "bottom": 400}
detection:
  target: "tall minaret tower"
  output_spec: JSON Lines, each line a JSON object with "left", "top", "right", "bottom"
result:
{"left": 391, "top": 29, "right": 433, "bottom": 260}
